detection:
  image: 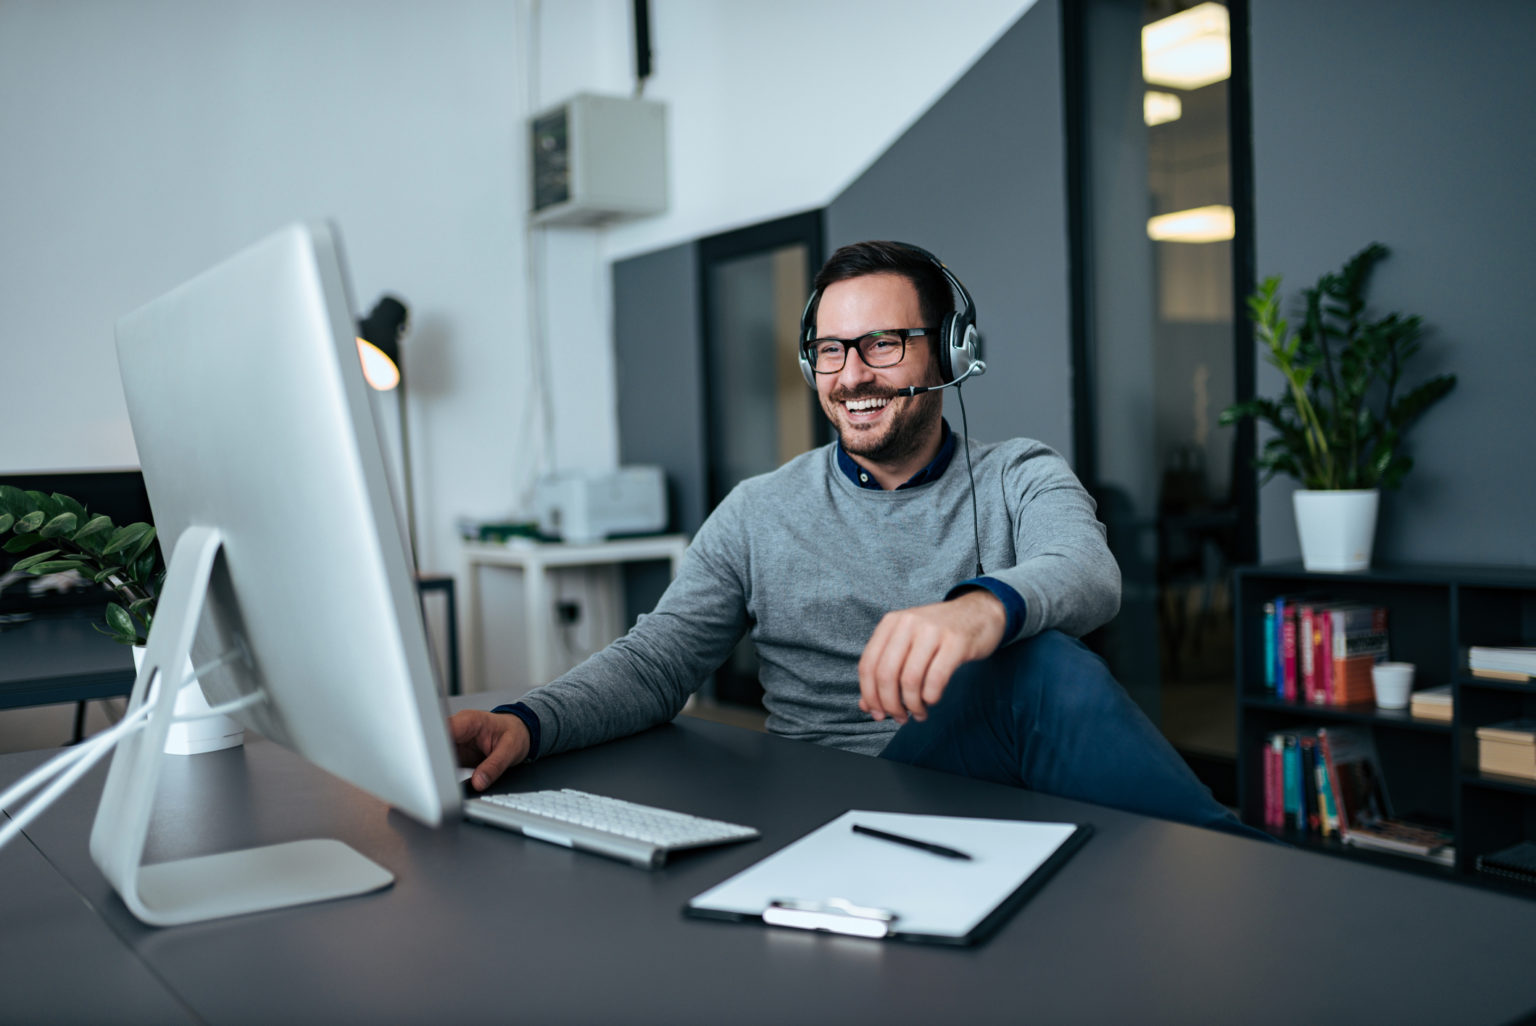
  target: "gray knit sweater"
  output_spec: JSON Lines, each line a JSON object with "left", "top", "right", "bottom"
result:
{"left": 518, "top": 435, "right": 1120, "bottom": 759}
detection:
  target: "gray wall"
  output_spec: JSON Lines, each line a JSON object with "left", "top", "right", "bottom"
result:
{"left": 826, "top": 0, "right": 1074, "bottom": 456}
{"left": 616, "top": 0, "right": 1536, "bottom": 573}
{"left": 1250, "top": 0, "right": 1536, "bottom": 566}
{"left": 612, "top": 241, "right": 709, "bottom": 536}
{"left": 612, "top": 241, "right": 707, "bottom": 622}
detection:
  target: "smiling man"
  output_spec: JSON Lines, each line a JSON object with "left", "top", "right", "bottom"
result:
{"left": 814, "top": 270, "right": 944, "bottom": 485}
{"left": 452, "top": 241, "right": 1256, "bottom": 838}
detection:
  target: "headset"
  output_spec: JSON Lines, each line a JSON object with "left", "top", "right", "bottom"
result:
{"left": 797, "top": 242, "right": 984, "bottom": 391}
{"left": 798, "top": 242, "right": 990, "bottom": 576}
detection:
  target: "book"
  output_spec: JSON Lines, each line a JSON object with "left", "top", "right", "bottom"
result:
{"left": 1474, "top": 840, "right": 1536, "bottom": 886}
{"left": 1263, "top": 734, "right": 1284, "bottom": 830}
{"left": 1315, "top": 747, "right": 1339, "bottom": 835}
{"left": 1299, "top": 600, "right": 1361, "bottom": 705}
{"left": 1263, "top": 601, "right": 1277, "bottom": 695}
{"left": 1328, "top": 605, "right": 1389, "bottom": 705}
{"left": 1318, "top": 608, "right": 1335, "bottom": 704}
{"left": 1471, "top": 667, "right": 1534, "bottom": 682}
{"left": 1316, "top": 725, "right": 1389, "bottom": 839}
{"left": 1299, "top": 734, "right": 1320, "bottom": 834}
{"left": 1300, "top": 603, "right": 1319, "bottom": 704}
{"left": 1281, "top": 733, "right": 1301, "bottom": 830}
{"left": 1281, "top": 603, "right": 1299, "bottom": 702}
{"left": 1270, "top": 597, "right": 1285, "bottom": 697}
{"left": 1468, "top": 646, "right": 1536, "bottom": 676}
{"left": 1409, "top": 684, "right": 1453, "bottom": 722}
{"left": 1345, "top": 818, "right": 1455, "bottom": 864}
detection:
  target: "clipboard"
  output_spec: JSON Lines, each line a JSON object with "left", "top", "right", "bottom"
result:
{"left": 684, "top": 810, "right": 1091, "bottom": 946}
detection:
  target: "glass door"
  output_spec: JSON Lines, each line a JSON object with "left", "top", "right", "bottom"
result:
{"left": 697, "top": 212, "right": 826, "bottom": 706}
{"left": 1069, "top": 0, "right": 1255, "bottom": 783}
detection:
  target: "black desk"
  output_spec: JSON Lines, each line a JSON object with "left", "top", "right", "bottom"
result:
{"left": 4, "top": 700, "right": 1536, "bottom": 1024}
{"left": 0, "top": 612, "right": 136, "bottom": 742}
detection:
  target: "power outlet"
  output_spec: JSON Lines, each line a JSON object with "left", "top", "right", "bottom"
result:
{"left": 555, "top": 600, "right": 581, "bottom": 625}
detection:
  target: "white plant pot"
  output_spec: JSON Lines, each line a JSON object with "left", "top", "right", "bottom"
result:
{"left": 1292, "top": 488, "right": 1379, "bottom": 572}
{"left": 131, "top": 645, "right": 245, "bottom": 754}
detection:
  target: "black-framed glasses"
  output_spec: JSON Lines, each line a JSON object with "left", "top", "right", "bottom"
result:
{"left": 802, "top": 328, "right": 938, "bottom": 374}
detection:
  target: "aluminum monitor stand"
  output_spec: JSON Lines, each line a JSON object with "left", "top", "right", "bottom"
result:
{"left": 88, "top": 526, "right": 393, "bottom": 927}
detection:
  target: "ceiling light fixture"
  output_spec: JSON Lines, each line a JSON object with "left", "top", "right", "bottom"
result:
{"left": 1144, "top": 91, "right": 1183, "bottom": 126}
{"left": 1142, "top": 2, "right": 1230, "bottom": 91}
{"left": 1147, "top": 204, "right": 1235, "bottom": 243}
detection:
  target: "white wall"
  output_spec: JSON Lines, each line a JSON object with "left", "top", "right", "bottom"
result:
{"left": 0, "top": 0, "right": 530, "bottom": 579}
{"left": 599, "top": 0, "right": 1036, "bottom": 262}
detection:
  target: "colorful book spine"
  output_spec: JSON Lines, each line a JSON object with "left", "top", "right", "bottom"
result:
{"left": 1300, "top": 735, "right": 1320, "bottom": 834}
{"left": 1272, "top": 597, "right": 1287, "bottom": 698}
{"left": 1263, "top": 601, "right": 1276, "bottom": 696}
{"left": 1329, "top": 605, "right": 1390, "bottom": 705}
{"left": 1314, "top": 742, "right": 1338, "bottom": 836}
{"left": 1299, "top": 604, "right": 1317, "bottom": 704}
{"left": 1282, "top": 733, "right": 1300, "bottom": 830}
{"left": 1318, "top": 610, "right": 1333, "bottom": 705}
{"left": 1282, "top": 603, "right": 1299, "bottom": 702}
{"left": 1262, "top": 734, "right": 1282, "bottom": 829}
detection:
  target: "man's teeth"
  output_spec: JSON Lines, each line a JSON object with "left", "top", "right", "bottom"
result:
{"left": 845, "top": 397, "right": 889, "bottom": 412}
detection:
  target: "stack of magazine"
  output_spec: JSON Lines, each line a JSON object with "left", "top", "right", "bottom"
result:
{"left": 1468, "top": 646, "right": 1536, "bottom": 681}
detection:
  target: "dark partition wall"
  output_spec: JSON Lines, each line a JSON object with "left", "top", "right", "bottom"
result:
{"left": 613, "top": 241, "right": 708, "bottom": 537}
{"left": 612, "top": 241, "right": 707, "bottom": 625}
{"left": 825, "top": 0, "right": 1073, "bottom": 456}
{"left": 1249, "top": 0, "right": 1536, "bottom": 566}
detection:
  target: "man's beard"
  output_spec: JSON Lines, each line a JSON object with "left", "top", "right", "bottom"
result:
{"left": 823, "top": 387, "right": 943, "bottom": 467}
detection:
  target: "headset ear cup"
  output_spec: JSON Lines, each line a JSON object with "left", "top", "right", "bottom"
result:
{"left": 937, "top": 312, "right": 958, "bottom": 382}
{"left": 799, "top": 288, "right": 819, "bottom": 389}
{"left": 949, "top": 322, "right": 979, "bottom": 380}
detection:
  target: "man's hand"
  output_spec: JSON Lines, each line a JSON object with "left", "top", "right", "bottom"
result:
{"left": 857, "top": 589, "right": 1007, "bottom": 725}
{"left": 448, "top": 710, "right": 531, "bottom": 792}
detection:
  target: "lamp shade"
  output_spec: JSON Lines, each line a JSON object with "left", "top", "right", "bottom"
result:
{"left": 356, "top": 295, "right": 409, "bottom": 391}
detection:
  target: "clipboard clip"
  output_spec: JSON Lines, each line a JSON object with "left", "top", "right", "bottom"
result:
{"left": 763, "top": 897, "right": 898, "bottom": 939}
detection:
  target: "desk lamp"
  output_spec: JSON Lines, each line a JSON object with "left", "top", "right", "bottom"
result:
{"left": 356, "top": 295, "right": 418, "bottom": 566}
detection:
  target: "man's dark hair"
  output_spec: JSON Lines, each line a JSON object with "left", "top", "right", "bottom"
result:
{"left": 810, "top": 241, "right": 955, "bottom": 331}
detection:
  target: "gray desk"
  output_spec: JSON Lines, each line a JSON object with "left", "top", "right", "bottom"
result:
{"left": 4, "top": 700, "right": 1536, "bottom": 1025}
{"left": 0, "top": 753, "right": 192, "bottom": 1024}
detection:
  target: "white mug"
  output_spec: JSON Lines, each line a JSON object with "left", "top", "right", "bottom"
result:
{"left": 1371, "top": 662, "right": 1415, "bottom": 709}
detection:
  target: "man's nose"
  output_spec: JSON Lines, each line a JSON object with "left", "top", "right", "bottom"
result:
{"left": 834, "top": 348, "right": 876, "bottom": 389}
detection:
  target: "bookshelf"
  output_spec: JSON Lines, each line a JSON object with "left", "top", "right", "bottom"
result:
{"left": 1235, "top": 563, "right": 1536, "bottom": 894}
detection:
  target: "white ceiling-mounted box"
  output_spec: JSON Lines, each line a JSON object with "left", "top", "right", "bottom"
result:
{"left": 530, "top": 93, "right": 667, "bottom": 227}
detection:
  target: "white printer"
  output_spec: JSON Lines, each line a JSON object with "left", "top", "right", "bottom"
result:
{"left": 533, "top": 466, "right": 668, "bottom": 543}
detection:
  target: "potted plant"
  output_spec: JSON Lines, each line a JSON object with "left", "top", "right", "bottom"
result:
{"left": 1219, "top": 243, "right": 1457, "bottom": 571}
{"left": 1, "top": 485, "right": 242, "bottom": 751}
{"left": 0, "top": 486, "right": 163, "bottom": 643}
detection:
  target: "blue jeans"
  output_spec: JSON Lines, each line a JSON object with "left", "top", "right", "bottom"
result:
{"left": 879, "top": 630, "right": 1265, "bottom": 840}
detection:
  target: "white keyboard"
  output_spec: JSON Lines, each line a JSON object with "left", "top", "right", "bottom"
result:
{"left": 463, "top": 788, "right": 760, "bottom": 868}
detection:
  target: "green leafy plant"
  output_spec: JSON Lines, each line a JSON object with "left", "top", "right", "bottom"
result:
{"left": 0, "top": 485, "right": 163, "bottom": 645}
{"left": 1219, "top": 243, "right": 1457, "bottom": 490}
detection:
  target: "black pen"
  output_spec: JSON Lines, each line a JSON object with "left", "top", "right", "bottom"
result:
{"left": 852, "top": 824, "right": 972, "bottom": 861}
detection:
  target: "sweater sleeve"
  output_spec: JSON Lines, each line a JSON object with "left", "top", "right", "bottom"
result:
{"left": 514, "top": 494, "right": 753, "bottom": 759}
{"left": 978, "top": 442, "right": 1121, "bottom": 642}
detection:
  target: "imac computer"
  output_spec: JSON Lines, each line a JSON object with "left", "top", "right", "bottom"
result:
{"left": 94, "top": 221, "right": 460, "bottom": 925}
